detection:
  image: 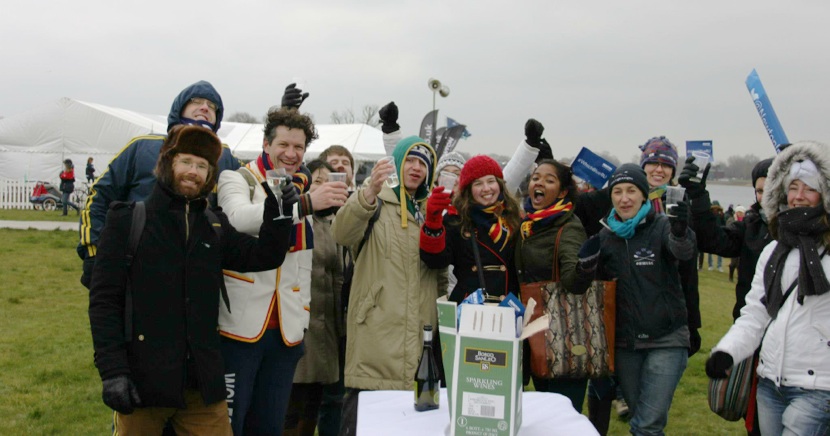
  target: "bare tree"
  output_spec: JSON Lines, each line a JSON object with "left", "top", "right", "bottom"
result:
{"left": 330, "top": 105, "right": 380, "bottom": 127}
{"left": 226, "top": 112, "right": 259, "bottom": 123}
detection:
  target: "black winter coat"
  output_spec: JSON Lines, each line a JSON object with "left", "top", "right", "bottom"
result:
{"left": 574, "top": 188, "right": 702, "bottom": 331}
{"left": 592, "top": 213, "right": 696, "bottom": 347}
{"left": 420, "top": 214, "right": 520, "bottom": 303}
{"left": 691, "top": 192, "right": 771, "bottom": 319}
{"left": 88, "top": 183, "right": 292, "bottom": 408}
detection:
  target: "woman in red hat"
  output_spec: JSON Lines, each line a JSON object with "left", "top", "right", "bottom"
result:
{"left": 419, "top": 155, "right": 522, "bottom": 304}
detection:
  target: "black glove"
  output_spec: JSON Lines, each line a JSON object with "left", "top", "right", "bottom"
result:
{"left": 688, "top": 328, "right": 701, "bottom": 357}
{"left": 705, "top": 351, "right": 733, "bottom": 379}
{"left": 524, "top": 118, "right": 544, "bottom": 147}
{"left": 281, "top": 182, "right": 299, "bottom": 213}
{"left": 281, "top": 83, "right": 309, "bottom": 110}
{"left": 668, "top": 200, "right": 689, "bottom": 237}
{"left": 524, "top": 119, "right": 553, "bottom": 161}
{"left": 677, "top": 156, "right": 711, "bottom": 199}
{"left": 260, "top": 181, "right": 295, "bottom": 219}
{"left": 102, "top": 375, "right": 142, "bottom": 415}
{"left": 378, "top": 101, "right": 400, "bottom": 134}
{"left": 576, "top": 235, "right": 601, "bottom": 274}
{"left": 81, "top": 256, "right": 95, "bottom": 289}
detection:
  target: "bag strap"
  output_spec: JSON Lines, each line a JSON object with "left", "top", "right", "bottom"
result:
{"left": 204, "top": 208, "right": 231, "bottom": 313}
{"left": 354, "top": 198, "right": 383, "bottom": 262}
{"left": 236, "top": 167, "right": 259, "bottom": 202}
{"left": 124, "top": 201, "right": 146, "bottom": 343}
{"left": 550, "top": 225, "right": 566, "bottom": 281}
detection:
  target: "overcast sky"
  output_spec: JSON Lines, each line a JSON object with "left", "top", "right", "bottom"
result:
{"left": 2, "top": 1, "right": 828, "bottom": 163}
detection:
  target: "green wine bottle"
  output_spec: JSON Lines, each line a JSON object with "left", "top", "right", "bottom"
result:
{"left": 414, "top": 324, "right": 440, "bottom": 411}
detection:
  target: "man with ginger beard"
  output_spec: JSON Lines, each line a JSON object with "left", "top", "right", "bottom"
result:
{"left": 88, "top": 125, "right": 295, "bottom": 434}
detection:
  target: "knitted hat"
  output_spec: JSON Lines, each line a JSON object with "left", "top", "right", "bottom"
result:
{"left": 608, "top": 163, "right": 649, "bottom": 199}
{"left": 155, "top": 124, "right": 223, "bottom": 195}
{"left": 408, "top": 144, "right": 434, "bottom": 170}
{"left": 436, "top": 151, "right": 466, "bottom": 175}
{"left": 735, "top": 205, "right": 747, "bottom": 214}
{"left": 639, "top": 136, "right": 679, "bottom": 170}
{"left": 458, "top": 155, "right": 503, "bottom": 192}
{"left": 762, "top": 141, "right": 830, "bottom": 221}
{"left": 751, "top": 158, "right": 773, "bottom": 188}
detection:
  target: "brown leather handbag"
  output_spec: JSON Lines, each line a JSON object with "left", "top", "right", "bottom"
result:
{"left": 520, "top": 226, "right": 616, "bottom": 379}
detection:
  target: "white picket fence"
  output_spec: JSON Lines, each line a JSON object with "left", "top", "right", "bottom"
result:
{"left": 0, "top": 178, "right": 40, "bottom": 209}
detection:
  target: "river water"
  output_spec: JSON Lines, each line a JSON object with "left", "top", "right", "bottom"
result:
{"left": 705, "top": 183, "right": 757, "bottom": 209}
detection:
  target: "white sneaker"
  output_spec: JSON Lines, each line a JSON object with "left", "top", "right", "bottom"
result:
{"left": 614, "top": 399, "right": 630, "bottom": 417}
{"left": 708, "top": 266, "right": 713, "bottom": 271}
{"left": 718, "top": 267, "right": 724, "bottom": 272}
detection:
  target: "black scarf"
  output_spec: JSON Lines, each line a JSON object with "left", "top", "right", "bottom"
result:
{"left": 763, "top": 206, "right": 830, "bottom": 316}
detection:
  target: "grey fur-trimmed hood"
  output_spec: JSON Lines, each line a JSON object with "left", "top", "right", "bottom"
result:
{"left": 762, "top": 140, "right": 830, "bottom": 221}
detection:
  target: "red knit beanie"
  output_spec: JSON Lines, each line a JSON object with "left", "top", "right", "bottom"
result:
{"left": 457, "top": 155, "right": 503, "bottom": 192}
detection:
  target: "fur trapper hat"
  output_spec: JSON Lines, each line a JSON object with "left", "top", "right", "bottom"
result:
{"left": 155, "top": 124, "right": 223, "bottom": 195}
{"left": 762, "top": 140, "right": 830, "bottom": 221}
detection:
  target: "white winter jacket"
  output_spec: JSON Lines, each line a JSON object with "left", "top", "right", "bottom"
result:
{"left": 216, "top": 166, "right": 312, "bottom": 345}
{"left": 713, "top": 240, "right": 830, "bottom": 390}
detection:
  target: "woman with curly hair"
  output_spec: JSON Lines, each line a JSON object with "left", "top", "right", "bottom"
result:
{"left": 515, "top": 159, "right": 588, "bottom": 411}
{"left": 420, "top": 155, "right": 522, "bottom": 303}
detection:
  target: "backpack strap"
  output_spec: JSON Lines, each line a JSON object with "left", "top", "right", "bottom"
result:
{"left": 124, "top": 201, "right": 146, "bottom": 343}
{"left": 236, "top": 167, "right": 259, "bottom": 202}
{"left": 354, "top": 198, "right": 383, "bottom": 261}
{"left": 204, "top": 208, "right": 231, "bottom": 313}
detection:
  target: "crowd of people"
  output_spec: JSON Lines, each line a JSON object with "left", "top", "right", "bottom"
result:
{"left": 79, "top": 79, "right": 830, "bottom": 436}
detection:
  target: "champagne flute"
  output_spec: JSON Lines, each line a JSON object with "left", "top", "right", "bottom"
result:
{"left": 265, "top": 168, "right": 292, "bottom": 219}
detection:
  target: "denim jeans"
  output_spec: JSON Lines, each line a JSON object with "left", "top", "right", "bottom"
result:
{"left": 221, "top": 330, "right": 304, "bottom": 436}
{"left": 756, "top": 377, "right": 830, "bottom": 436}
{"left": 615, "top": 347, "right": 688, "bottom": 436}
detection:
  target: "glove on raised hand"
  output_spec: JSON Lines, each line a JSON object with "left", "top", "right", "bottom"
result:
{"left": 668, "top": 200, "right": 689, "bottom": 237}
{"left": 678, "top": 156, "right": 711, "bottom": 199}
{"left": 576, "top": 235, "right": 601, "bottom": 274}
{"left": 424, "top": 186, "right": 451, "bottom": 230}
{"left": 281, "top": 182, "right": 299, "bottom": 213}
{"left": 524, "top": 119, "right": 544, "bottom": 147}
{"left": 102, "top": 375, "right": 142, "bottom": 415}
{"left": 378, "top": 101, "right": 400, "bottom": 134}
{"left": 705, "top": 351, "right": 733, "bottom": 379}
{"left": 524, "top": 119, "right": 553, "bottom": 161}
{"left": 281, "top": 83, "right": 309, "bottom": 110}
{"left": 688, "top": 329, "right": 701, "bottom": 357}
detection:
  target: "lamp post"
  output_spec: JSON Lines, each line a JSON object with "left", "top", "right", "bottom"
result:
{"left": 427, "top": 78, "right": 450, "bottom": 146}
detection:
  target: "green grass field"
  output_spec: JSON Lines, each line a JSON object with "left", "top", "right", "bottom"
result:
{"left": 0, "top": 223, "right": 746, "bottom": 435}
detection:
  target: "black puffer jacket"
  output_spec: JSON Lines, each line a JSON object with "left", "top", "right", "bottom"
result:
{"left": 575, "top": 189, "right": 702, "bottom": 332}
{"left": 88, "top": 182, "right": 292, "bottom": 408}
{"left": 692, "top": 193, "right": 771, "bottom": 320}
{"left": 590, "top": 212, "right": 696, "bottom": 347}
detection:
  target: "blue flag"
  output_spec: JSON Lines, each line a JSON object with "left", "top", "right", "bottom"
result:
{"left": 746, "top": 69, "right": 789, "bottom": 153}
{"left": 446, "top": 117, "right": 471, "bottom": 139}
{"left": 571, "top": 148, "right": 616, "bottom": 190}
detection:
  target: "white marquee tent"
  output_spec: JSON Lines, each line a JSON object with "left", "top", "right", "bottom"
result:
{"left": 0, "top": 98, "right": 386, "bottom": 183}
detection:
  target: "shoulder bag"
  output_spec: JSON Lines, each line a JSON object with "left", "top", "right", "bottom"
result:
{"left": 519, "top": 226, "right": 616, "bottom": 379}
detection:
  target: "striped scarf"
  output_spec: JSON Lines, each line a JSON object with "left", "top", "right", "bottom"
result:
{"left": 648, "top": 184, "right": 667, "bottom": 215}
{"left": 520, "top": 197, "right": 573, "bottom": 240}
{"left": 254, "top": 153, "right": 313, "bottom": 252}
{"left": 471, "top": 197, "right": 512, "bottom": 251}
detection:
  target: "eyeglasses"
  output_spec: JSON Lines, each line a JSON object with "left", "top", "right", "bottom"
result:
{"left": 174, "top": 157, "right": 210, "bottom": 174}
{"left": 189, "top": 97, "right": 218, "bottom": 112}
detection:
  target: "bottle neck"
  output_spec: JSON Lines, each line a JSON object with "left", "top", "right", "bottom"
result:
{"left": 423, "top": 329, "right": 433, "bottom": 344}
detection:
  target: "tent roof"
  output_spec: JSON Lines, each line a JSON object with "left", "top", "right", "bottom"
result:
{"left": 0, "top": 98, "right": 386, "bottom": 181}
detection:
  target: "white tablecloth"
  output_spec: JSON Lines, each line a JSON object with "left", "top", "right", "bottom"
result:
{"left": 356, "top": 389, "right": 598, "bottom": 435}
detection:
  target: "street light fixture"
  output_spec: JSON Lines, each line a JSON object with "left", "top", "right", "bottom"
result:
{"left": 427, "top": 78, "right": 450, "bottom": 146}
